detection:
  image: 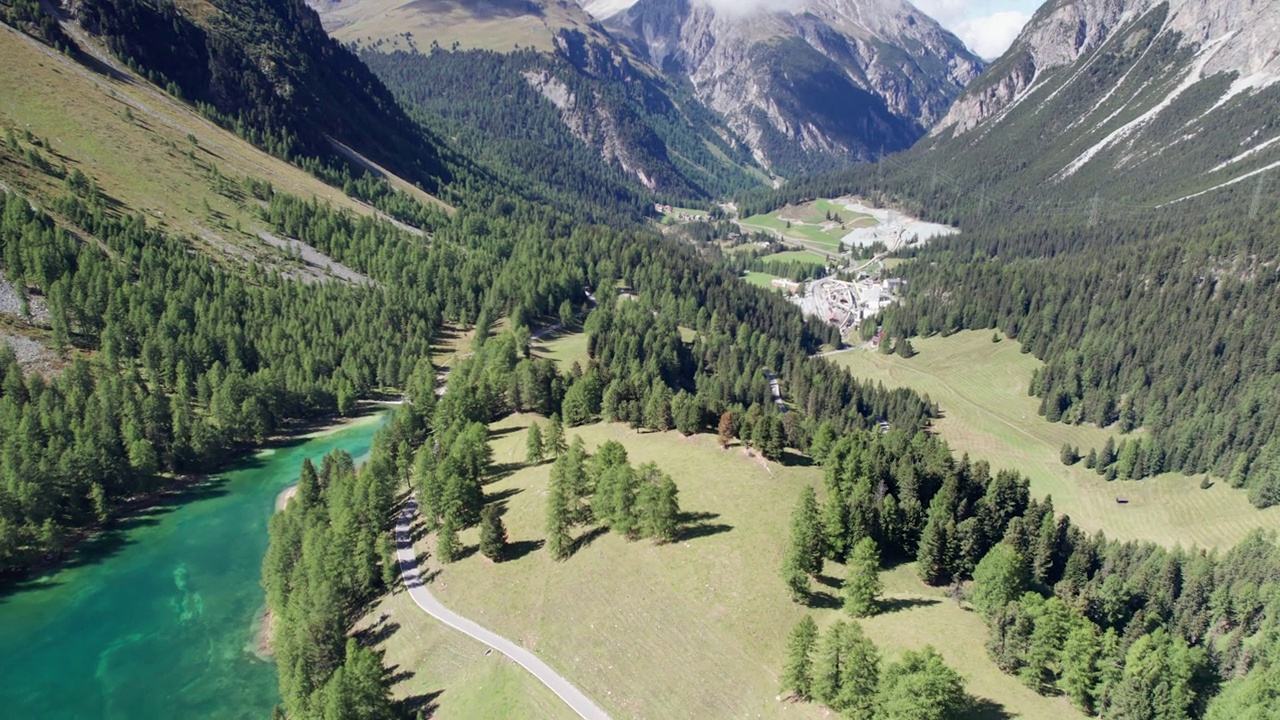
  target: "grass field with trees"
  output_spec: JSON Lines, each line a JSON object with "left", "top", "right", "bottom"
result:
{"left": 828, "top": 331, "right": 1280, "bottom": 549}
{"left": 391, "top": 413, "right": 1081, "bottom": 720}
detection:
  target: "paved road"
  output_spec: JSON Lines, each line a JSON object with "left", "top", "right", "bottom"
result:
{"left": 395, "top": 500, "right": 611, "bottom": 720}
{"left": 763, "top": 369, "right": 788, "bottom": 413}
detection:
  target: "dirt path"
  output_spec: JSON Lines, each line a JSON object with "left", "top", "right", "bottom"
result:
{"left": 394, "top": 499, "right": 611, "bottom": 720}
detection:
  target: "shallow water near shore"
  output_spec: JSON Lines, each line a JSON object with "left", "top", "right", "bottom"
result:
{"left": 0, "top": 412, "right": 387, "bottom": 719}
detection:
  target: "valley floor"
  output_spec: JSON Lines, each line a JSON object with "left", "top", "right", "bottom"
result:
{"left": 826, "top": 330, "right": 1280, "bottom": 550}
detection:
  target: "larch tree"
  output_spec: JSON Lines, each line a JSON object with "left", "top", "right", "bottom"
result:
{"left": 971, "top": 544, "right": 1029, "bottom": 617}
{"left": 525, "top": 421, "right": 544, "bottom": 465}
{"left": 545, "top": 413, "right": 567, "bottom": 457}
{"left": 780, "top": 615, "right": 819, "bottom": 700}
{"left": 717, "top": 411, "right": 735, "bottom": 449}
{"left": 842, "top": 536, "right": 883, "bottom": 618}
{"left": 436, "top": 515, "right": 460, "bottom": 564}
{"left": 875, "top": 646, "right": 967, "bottom": 720}
{"left": 478, "top": 505, "right": 507, "bottom": 562}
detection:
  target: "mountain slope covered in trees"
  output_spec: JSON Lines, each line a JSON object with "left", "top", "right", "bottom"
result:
{"left": 310, "top": 0, "right": 769, "bottom": 209}
{"left": 737, "top": 0, "right": 1280, "bottom": 510}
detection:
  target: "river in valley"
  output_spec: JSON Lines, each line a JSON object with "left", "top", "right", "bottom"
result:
{"left": 0, "top": 412, "right": 388, "bottom": 719}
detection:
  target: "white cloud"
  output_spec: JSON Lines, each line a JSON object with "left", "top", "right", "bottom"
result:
{"left": 911, "top": 1, "right": 1032, "bottom": 59}
{"left": 952, "top": 10, "right": 1031, "bottom": 59}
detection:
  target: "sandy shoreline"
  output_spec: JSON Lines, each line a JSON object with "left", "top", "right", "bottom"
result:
{"left": 274, "top": 485, "right": 298, "bottom": 513}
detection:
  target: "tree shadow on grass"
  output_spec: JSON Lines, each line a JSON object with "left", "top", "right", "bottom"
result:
{"left": 807, "top": 590, "right": 842, "bottom": 610}
{"left": 355, "top": 621, "right": 401, "bottom": 647}
{"left": 399, "top": 690, "right": 441, "bottom": 717}
{"left": 503, "top": 538, "right": 544, "bottom": 561}
{"left": 878, "top": 597, "right": 941, "bottom": 614}
{"left": 485, "top": 487, "right": 522, "bottom": 508}
{"left": 573, "top": 526, "right": 609, "bottom": 553}
{"left": 780, "top": 450, "right": 814, "bottom": 467}
{"left": 963, "top": 697, "right": 1015, "bottom": 720}
{"left": 815, "top": 574, "right": 841, "bottom": 590}
{"left": 485, "top": 461, "right": 525, "bottom": 484}
{"left": 676, "top": 510, "right": 733, "bottom": 542}
{"left": 488, "top": 426, "right": 522, "bottom": 440}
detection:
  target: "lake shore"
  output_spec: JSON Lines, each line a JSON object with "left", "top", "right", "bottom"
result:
{"left": 1, "top": 402, "right": 397, "bottom": 588}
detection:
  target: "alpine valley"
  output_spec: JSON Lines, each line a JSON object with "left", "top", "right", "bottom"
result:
{"left": 2, "top": 0, "right": 1279, "bottom": 720}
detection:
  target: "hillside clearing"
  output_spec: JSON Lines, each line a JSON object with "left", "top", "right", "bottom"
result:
{"left": 410, "top": 416, "right": 1083, "bottom": 720}
{"left": 827, "top": 331, "right": 1280, "bottom": 549}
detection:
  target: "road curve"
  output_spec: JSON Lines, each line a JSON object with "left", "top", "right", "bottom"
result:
{"left": 394, "top": 499, "right": 611, "bottom": 720}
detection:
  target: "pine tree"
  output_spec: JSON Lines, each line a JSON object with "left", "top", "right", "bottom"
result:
{"left": 546, "top": 456, "right": 574, "bottom": 561}
{"left": 296, "top": 457, "right": 320, "bottom": 510}
{"left": 789, "top": 486, "right": 824, "bottom": 577}
{"left": 437, "top": 515, "right": 460, "bottom": 564}
{"left": 780, "top": 615, "right": 819, "bottom": 700}
{"left": 842, "top": 537, "right": 883, "bottom": 618}
{"left": 546, "top": 413, "right": 567, "bottom": 457}
{"left": 1059, "top": 620, "right": 1102, "bottom": 714}
{"left": 915, "top": 511, "right": 953, "bottom": 586}
{"left": 813, "top": 620, "right": 881, "bottom": 715}
{"left": 822, "top": 492, "right": 850, "bottom": 561}
{"left": 1060, "top": 443, "right": 1079, "bottom": 466}
{"left": 479, "top": 505, "right": 507, "bottom": 562}
{"left": 525, "top": 421, "right": 544, "bottom": 465}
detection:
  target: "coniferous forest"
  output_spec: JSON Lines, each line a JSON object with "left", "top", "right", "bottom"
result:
{"left": 2, "top": 0, "right": 1280, "bottom": 719}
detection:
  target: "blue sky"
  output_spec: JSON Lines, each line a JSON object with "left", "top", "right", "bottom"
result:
{"left": 913, "top": 0, "right": 1043, "bottom": 59}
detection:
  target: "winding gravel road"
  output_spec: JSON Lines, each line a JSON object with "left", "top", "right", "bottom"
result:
{"left": 395, "top": 499, "right": 611, "bottom": 720}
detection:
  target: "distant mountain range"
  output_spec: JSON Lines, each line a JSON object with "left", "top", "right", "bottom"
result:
{"left": 599, "top": 0, "right": 984, "bottom": 173}
{"left": 307, "top": 0, "right": 985, "bottom": 197}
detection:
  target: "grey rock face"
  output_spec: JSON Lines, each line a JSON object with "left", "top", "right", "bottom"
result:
{"left": 601, "top": 0, "right": 984, "bottom": 172}
{"left": 936, "top": 0, "right": 1280, "bottom": 138}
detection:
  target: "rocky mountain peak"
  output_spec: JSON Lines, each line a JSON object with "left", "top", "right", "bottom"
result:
{"left": 598, "top": 0, "right": 984, "bottom": 174}
{"left": 935, "top": 0, "right": 1280, "bottom": 138}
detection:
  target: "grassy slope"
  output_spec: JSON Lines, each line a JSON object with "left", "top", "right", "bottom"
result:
{"left": 411, "top": 415, "right": 1080, "bottom": 720}
{"left": 533, "top": 328, "right": 590, "bottom": 371}
{"left": 0, "top": 25, "right": 375, "bottom": 252}
{"left": 355, "top": 591, "right": 578, "bottom": 720}
{"left": 828, "top": 331, "right": 1280, "bottom": 550}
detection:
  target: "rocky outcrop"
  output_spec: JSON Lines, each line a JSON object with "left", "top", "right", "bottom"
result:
{"left": 935, "top": 0, "right": 1280, "bottom": 137}
{"left": 601, "top": 0, "right": 984, "bottom": 173}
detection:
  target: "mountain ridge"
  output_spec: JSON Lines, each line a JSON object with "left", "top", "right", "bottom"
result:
{"left": 602, "top": 0, "right": 985, "bottom": 174}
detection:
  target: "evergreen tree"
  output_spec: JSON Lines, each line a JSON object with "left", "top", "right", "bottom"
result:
{"left": 821, "top": 492, "right": 850, "bottom": 561}
{"left": 813, "top": 620, "right": 881, "bottom": 717}
{"left": 546, "top": 413, "right": 567, "bottom": 456}
{"left": 479, "top": 505, "right": 507, "bottom": 562}
{"left": 1060, "top": 443, "right": 1080, "bottom": 466}
{"left": 842, "top": 536, "right": 883, "bottom": 618}
{"left": 915, "top": 511, "right": 953, "bottom": 586}
{"left": 546, "top": 477, "right": 573, "bottom": 561}
{"left": 436, "top": 515, "right": 460, "bottom": 564}
{"left": 787, "top": 487, "right": 824, "bottom": 578}
{"left": 525, "top": 421, "right": 544, "bottom": 464}
{"left": 1060, "top": 620, "right": 1103, "bottom": 714}
{"left": 637, "top": 463, "right": 680, "bottom": 543}
{"left": 780, "top": 615, "right": 819, "bottom": 700}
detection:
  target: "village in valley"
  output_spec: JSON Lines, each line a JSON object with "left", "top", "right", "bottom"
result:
{"left": 662, "top": 196, "right": 957, "bottom": 341}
